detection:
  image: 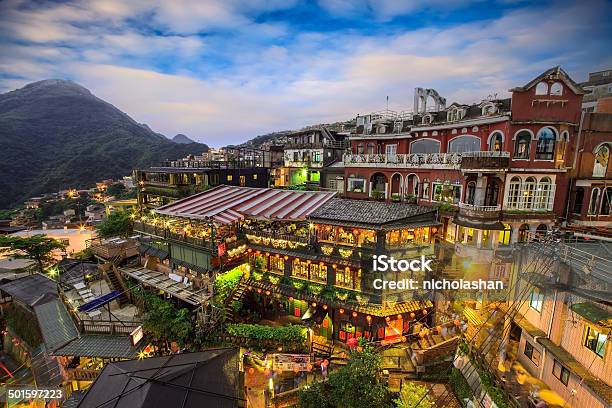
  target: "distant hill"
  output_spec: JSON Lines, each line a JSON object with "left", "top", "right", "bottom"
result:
{"left": 172, "top": 133, "right": 196, "bottom": 144}
{"left": 0, "top": 79, "right": 209, "bottom": 209}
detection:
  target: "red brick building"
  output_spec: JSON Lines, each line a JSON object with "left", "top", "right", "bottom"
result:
{"left": 343, "top": 67, "right": 592, "bottom": 250}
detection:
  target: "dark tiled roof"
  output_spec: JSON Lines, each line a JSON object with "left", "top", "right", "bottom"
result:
{"left": 309, "top": 198, "right": 436, "bottom": 228}
{"left": 53, "top": 335, "right": 140, "bottom": 359}
{"left": 0, "top": 273, "right": 58, "bottom": 307}
{"left": 78, "top": 348, "right": 243, "bottom": 408}
{"left": 34, "top": 298, "right": 79, "bottom": 351}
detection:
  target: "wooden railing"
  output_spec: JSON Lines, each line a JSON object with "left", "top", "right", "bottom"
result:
{"left": 67, "top": 367, "right": 100, "bottom": 381}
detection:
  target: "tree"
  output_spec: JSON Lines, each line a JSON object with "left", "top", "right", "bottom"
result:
{"left": 298, "top": 345, "right": 393, "bottom": 408}
{"left": 95, "top": 210, "right": 133, "bottom": 238}
{"left": 0, "top": 234, "right": 66, "bottom": 273}
{"left": 106, "top": 183, "right": 126, "bottom": 198}
{"left": 395, "top": 382, "right": 435, "bottom": 408}
{"left": 140, "top": 291, "right": 194, "bottom": 351}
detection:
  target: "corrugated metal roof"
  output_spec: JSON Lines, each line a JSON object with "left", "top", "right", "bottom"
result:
{"left": 156, "top": 185, "right": 336, "bottom": 224}
{"left": 34, "top": 298, "right": 79, "bottom": 351}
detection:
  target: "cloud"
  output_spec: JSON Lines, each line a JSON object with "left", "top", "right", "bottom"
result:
{"left": 0, "top": 0, "right": 610, "bottom": 146}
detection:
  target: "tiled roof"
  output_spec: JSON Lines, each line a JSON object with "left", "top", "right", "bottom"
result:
{"left": 53, "top": 335, "right": 139, "bottom": 359}
{"left": 0, "top": 273, "right": 58, "bottom": 307}
{"left": 309, "top": 198, "right": 436, "bottom": 228}
{"left": 34, "top": 298, "right": 79, "bottom": 351}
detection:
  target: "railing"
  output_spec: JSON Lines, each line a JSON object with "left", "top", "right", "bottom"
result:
{"left": 460, "top": 151, "right": 510, "bottom": 170}
{"left": 79, "top": 319, "right": 141, "bottom": 335}
{"left": 283, "top": 160, "right": 324, "bottom": 168}
{"left": 243, "top": 230, "right": 309, "bottom": 244}
{"left": 284, "top": 141, "right": 348, "bottom": 149}
{"left": 134, "top": 221, "right": 215, "bottom": 250}
{"left": 461, "top": 151, "right": 510, "bottom": 158}
{"left": 66, "top": 367, "right": 101, "bottom": 381}
{"left": 458, "top": 203, "right": 501, "bottom": 211}
{"left": 343, "top": 153, "right": 462, "bottom": 169}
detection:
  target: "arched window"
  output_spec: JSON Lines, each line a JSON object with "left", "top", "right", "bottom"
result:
{"left": 593, "top": 144, "right": 610, "bottom": 177}
{"left": 519, "top": 224, "right": 531, "bottom": 242}
{"left": 589, "top": 188, "right": 600, "bottom": 214}
{"left": 448, "top": 135, "right": 481, "bottom": 153}
{"left": 535, "top": 81, "right": 548, "bottom": 95}
{"left": 557, "top": 132, "right": 568, "bottom": 161}
{"left": 489, "top": 132, "right": 503, "bottom": 152}
{"left": 536, "top": 177, "right": 553, "bottom": 210}
{"left": 507, "top": 176, "right": 521, "bottom": 209}
{"left": 406, "top": 174, "right": 419, "bottom": 197}
{"left": 410, "top": 139, "right": 440, "bottom": 154}
{"left": 514, "top": 131, "right": 531, "bottom": 159}
{"left": 482, "top": 103, "right": 496, "bottom": 116}
{"left": 367, "top": 142, "right": 375, "bottom": 154}
{"left": 535, "top": 224, "right": 548, "bottom": 238}
{"left": 357, "top": 143, "right": 364, "bottom": 154}
{"left": 422, "top": 114, "right": 432, "bottom": 125}
{"left": 550, "top": 82, "right": 563, "bottom": 96}
{"left": 601, "top": 187, "right": 612, "bottom": 215}
{"left": 536, "top": 127, "right": 556, "bottom": 160}
{"left": 573, "top": 187, "right": 585, "bottom": 213}
{"left": 466, "top": 181, "right": 476, "bottom": 205}
{"left": 523, "top": 177, "right": 537, "bottom": 209}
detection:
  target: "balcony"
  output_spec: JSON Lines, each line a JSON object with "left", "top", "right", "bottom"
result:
{"left": 66, "top": 367, "right": 100, "bottom": 381}
{"left": 284, "top": 159, "right": 324, "bottom": 168}
{"left": 343, "top": 153, "right": 461, "bottom": 169}
{"left": 460, "top": 151, "right": 510, "bottom": 171}
{"left": 458, "top": 203, "right": 502, "bottom": 219}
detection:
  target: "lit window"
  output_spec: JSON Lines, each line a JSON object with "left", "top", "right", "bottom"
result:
{"left": 498, "top": 224, "right": 511, "bottom": 246}
{"left": 432, "top": 183, "right": 461, "bottom": 204}
{"left": 529, "top": 288, "right": 543, "bottom": 312}
{"left": 524, "top": 340, "right": 541, "bottom": 365}
{"left": 227, "top": 175, "right": 233, "bottom": 182}
{"left": 583, "top": 326, "right": 607, "bottom": 358}
{"left": 253, "top": 174, "right": 257, "bottom": 180}
{"left": 347, "top": 178, "right": 366, "bottom": 193}
{"left": 514, "top": 131, "right": 531, "bottom": 159}
{"left": 552, "top": 360, "right": 570, "bottom": 386}
{"left": 489, "top": 132, "right": 503, "bottom": 152}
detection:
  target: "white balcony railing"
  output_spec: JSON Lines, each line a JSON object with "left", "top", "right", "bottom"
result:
{"left": 343, "top": 153, "right": 462, "bottom": 169}
{"left": 458, "top": 203, "right": 501, "bottom": 212}
{"left": 461, "top": 151, "right": 510, "bottom": 158}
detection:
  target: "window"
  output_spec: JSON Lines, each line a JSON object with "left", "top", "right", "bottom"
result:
{"left": 253, "top": 174, "right": 257, "bottom": 180}
{"left": 310, "top": 263, "right": 327, "bottom": 284}
{"left": 535, "top": 177, "right": 553, "bottom": 210}
{"left": 557, "top": 132, "right": 568, "bottom": 161}
{"left": 482, "top": 103, "right": 496, "bottom": 116}
{"left": 335, "top": 267, "right": 360, "bottom": 290}
{"left": 498, "top": 224, "right": 511, "bottom": 246}
{"left": 507, "top": 177, "right": 521, "bottom": 209}
{"left": 348, "top": 178, "right": 365, "bottom": 193}
{"left": 421, "top": 180, "right": 430, "bottom": 199}
{"left": 227, "top": 175, "right": 233, "bottom": 182}
{"left": 601, "top": 187, "right": 612, "bottom": 215}
{"left": 536, "top": 128, "right": 556, "bottom": 160}
{"left": 529, "top": 288, "right": 543, "bottom": 312}
{"left": 584, "top": 326, "right": 607, "bottom": 358}
{"left": 406, "top": 174, "right": 419, "bottom": 196}
{"left": 432, "top": 183, "right": 461, "bottom": 204}
{"left": 313, "top": 151, "right": 322, "bottom": 162}
{"left": 550, "top": 82, "right": 563, "bottom": 96}
{"left": 522, "top": 177, "right": 536, "bottom": 209}
{"left": 385, "top": 144, "right": 397, "bottom": 157}
{"left": 593, "top": 144, "right": 610, "bottom": 177}
{"left": 292, "top": 259, "right": 309, "bottom": 279}
{"left": 239, "top": 175, "right": 246, "bottom": 186}
{"left": 293, "top": 151, "right": 300, "bottom": 161}
{"left": 489, "top": 132, "right": 503, "bottom": 152}
{"left": 422, "top": 114, "right": 432, "bottom": 125}
{"left": 552, "top": 360, "right": 570, "bottom": 386}
{"left": 448, "top": 135, "right": 481, "bottom": 153}
{"left": 269, "top": 256, "right": 284, "bottom": 274}
{"left": 367, "top": 142, "right": 376, "bottom": 154}
{"left": 466, "top": 181, "right": 476, "bottom": 205}
{"left": 357, "top": 143, "right": 364, "bottom": 154}
{"left": 535, "top": 81, "right": 548, "bottom": 95}
{"left": 589, "top": 188, "right": 600, "bottom": 215}
{"left": 445, "top": 221, "right": 456, "bottom": 243}
{"left": 573, "top": 187, "right": 585, "bottom": 213}
{"left": 410, "top": 139, "right": 440, "bottom": 154}
{"left": 524, "top": 340, "right": 541, "bottom": 365}
{"left": 514, "top": 131, "right": 531, "bottom": 159}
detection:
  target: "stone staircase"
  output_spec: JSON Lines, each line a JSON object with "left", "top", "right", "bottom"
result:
{"left": 223, "top": 279, "right": 248, "bottom": 323}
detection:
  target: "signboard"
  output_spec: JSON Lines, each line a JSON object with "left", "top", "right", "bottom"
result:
{"left": 272, "top": 354, "right": 311, "bottom": 372}
{"left": 217, "top": 242, "right": 226, "bottom": 257}
{"left": 130, "top": 326, "right": 144, "bottom": 346}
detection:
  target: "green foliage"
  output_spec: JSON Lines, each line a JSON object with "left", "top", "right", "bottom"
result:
{"left": 0, "top": 234, "right": 66, "bottom": 273}
{"left": 449, "top": 368, "right": 474, "bottom": 407}
{"left": 0, "top": 208, "right": 18, "bottom": 220}
{"left": 231, "top": 300, "right": 243, "bottom": 313}
{"left": 226, "top": 324, "right": 307, "bottom": 350}
{"left": 479, "top": 370, "right": 512, "bottom": 408}
{"left": 298, "top": 345, "right": 393, "bottom": 408}
{"left": 95, "top": 210, "right": 132, "bottom": 238}
{"left": 371, "top": 190, "right": 385, "bottom": 200}
{"left": 5, "top": 305, "right": 43, "bottom": 347}
{"left": 40, "top": 196, "right": 93, "bottom": 219}
{"left": 139, "top": 290, "right": 194, "bottom": 347}
{"left": 213, "top": 266, "right": 244, "bottom": 304}
{"left": 395, "top": 382, "right": 435, "bottom": 408}
{"left": 105, "top": 183, "right": 126, "bottom": 197}
{"left": 437, "top": 202, "right": 457, "bottom": 212}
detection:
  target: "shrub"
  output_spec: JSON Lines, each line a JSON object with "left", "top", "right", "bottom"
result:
{"left": 449, "top": 368, "right": 474, "bottom": 406}
{"left": 213, "top": 266, "right": 244, "bottom": 304}
{"left": 226, "top": 323, "right": 307, "bottom": 351}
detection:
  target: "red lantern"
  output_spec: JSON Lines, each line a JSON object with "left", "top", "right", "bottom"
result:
{"left": 257, "top": 288, "right": 262, "bottom": 293}
{"left": 288, "top": 296, "right": 294, "bottom": 301}
{"left": 410, "top": 312, "right": 416, "bottom": 319}
{"left": 265, "top": 290, "right": 271, "bottom": 295}
{"left": 422, "top": 309, "right": 428, "bottom": 315}
{"left": 366, "top": 315, "right": 372, "bottom": 323}
{"left": 248, "top": 367, "right": 255, "bottom": 375}
{"left": 454, "top": 319, "right": 461, "bottom": 326}
{"left": 385, "top": 316, "right": 391, "bottom": 322}
{"left": 323, "top": 304, "right": 328, "bottom": 310}
{"left": 397, "top": 314, "right": 402, "bottom": 319}
{"left": 339, "top": 308, "right": 344, "bottom": 314}
{"left": 352, "top": 311, "right": 358, "bottom": 318}
{"left": 312, "top": 302, "right": 317, "bottom": 307}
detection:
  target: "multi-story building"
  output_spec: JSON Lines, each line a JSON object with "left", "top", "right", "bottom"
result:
{"left": 580, "top": 69, "right": 612, "bottom": 112}
{"left": 134, "top": 148, "right": 272, "bottom": 208}
{"left": 130, "top": 185, "right": 443, "bottom": 345}
{"left": 273, "top": 126, "right": 348, "bottom": 192}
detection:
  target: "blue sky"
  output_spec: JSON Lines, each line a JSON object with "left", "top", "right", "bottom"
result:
{"left": 0, "top": 0, "right": 611, "bottom": 146}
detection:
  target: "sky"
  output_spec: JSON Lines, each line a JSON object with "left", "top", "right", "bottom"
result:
{"left": 0, "top": 0, "right": 611, "bottom": 146}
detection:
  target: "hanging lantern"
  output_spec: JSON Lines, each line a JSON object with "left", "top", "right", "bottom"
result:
{"left": 248, "top": 286, "right": 253, "bottom": 290}
{"left": 257, "top": 288, "right": 262, "bottom": 293}
{"left": 306, "top": 363, "right": 313, "bottom": 371}
{"left": 410, "top": 312, "right": 416, "bottom": 319}
{"left": 339, "top": 308, "right": 345, "bottom": 314}
{"left": 322, "top": 304, "right": 328, "bottom": 310}
{"left": 312, "top": 302, "right": 317, "bottom": 307}
{"left": 284, "top": 255, "right": 289, "bottom": 260}
{"left": 422, "top": 309, "right": 428, "bottom": 315}
{"left": 265, "top": 290, "right": 271, "bottom": 295}
{"left": 277, "top": 346, "right": 283, "bottom": 352}
{"left": 352, "top": 311, "right": 358, "bottom": 318}
{"left": 332, "top": 264, "right": 337, "bottom": 269}
{"left": 366, "top": 315, "right": 372, "bottom": 323}
{"left": 248, "top": 367, "right": 255, "bottom": 375}
{"left": 288, "top": 297, "right": 294, "bottom": 301}
{"left": 265, "top": 252, "right": 270, "bottom": 257}
{"left": 397, "top": 314, "right": 402, "bottom": 319}
{"left": 454, "top": 319, "right": 461, "bottom": 326}
{"left": 293, "top": 367, "right": 300, "bottom": 373}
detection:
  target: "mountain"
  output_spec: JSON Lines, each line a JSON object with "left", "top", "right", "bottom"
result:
{"left": 0, "top": 79, "right": 209, "bottom": 209}
{"left": 172, "top": 134, "right": 196, "bottom": 144}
